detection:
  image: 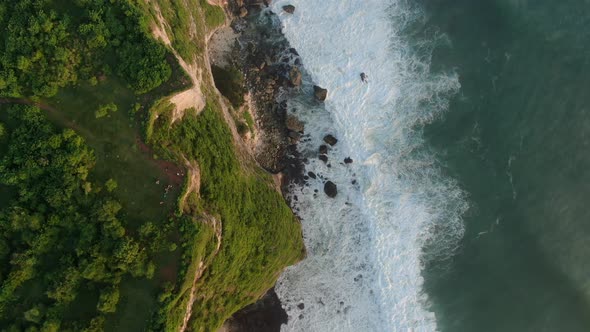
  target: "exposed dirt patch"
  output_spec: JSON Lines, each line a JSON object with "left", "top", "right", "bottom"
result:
{"left": 178, "top": 157, "right": 202, "bottom": 211}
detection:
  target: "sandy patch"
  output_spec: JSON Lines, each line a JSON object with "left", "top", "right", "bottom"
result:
{"left": 209, "top": 26, "right": 239, "bottom": 68}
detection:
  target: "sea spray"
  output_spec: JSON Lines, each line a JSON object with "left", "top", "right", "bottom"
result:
{"left": 270, "top": 0, "right": 467, "bottom": 330}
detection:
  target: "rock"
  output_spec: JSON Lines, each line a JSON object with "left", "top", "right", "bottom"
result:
{"left": 297, "top": 303, "right": 305, "bottom": 310}
{"left": 319, "top": 145, "right": 328, "bottom": 154}
{"left": 313, "top": 85, "right": 328, "bottom": 101}
{"left": 308, "top": 171, "right": 317, "bottom": 179}
{"left": 323, "top": 134, "right": 338, "bottom": 146}
{"left": 360, "top": 72, "right": 368, "bottom": 82}
{"left": 324, "top": 181, "right": 337, "bottom": 198}
{"left": 288, "top": 131, "right": 301, "bottom": 140}
{"left": 289, "top": 67, "right": 302, "bottom": 86}
{"left": 344, "top": 157, "right": 353, "bottom": 164}
{"left": 286, "top": 115, "right": 304, "bottom": 132}
{"left": 283, "top": 5, "right": 295, "bottom": 14}
{"left": 239, "top": 6, "right": 248, "bottom": 17}
{"left": 319, "top": 155, "right": 328, "bottom": 163}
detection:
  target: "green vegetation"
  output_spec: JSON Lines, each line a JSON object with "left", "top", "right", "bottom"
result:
{"left": 211, "top": 65, "right": 246, "bottom": 108}
{"left": 0, "top": 0, "right": 304, "bottom": 331}
{"left": 0, "top": 0, "right": 171, "bottom": 98}
{"left": 146, "top": 103, "right": 304, "bottom": 331}
{"left": 0, "top": 105, "right": 178, "bottom": 330}
{"left": 95, "top": 103, "right": 117, "bottom": 119}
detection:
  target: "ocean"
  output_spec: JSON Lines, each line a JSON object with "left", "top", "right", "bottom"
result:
{"left": 269, "top": 0, "right": 590, "bottom": 331}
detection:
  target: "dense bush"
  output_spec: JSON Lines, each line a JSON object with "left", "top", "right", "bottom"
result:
{"left": 0, "top": 0, "right": 171, "bottom": 98}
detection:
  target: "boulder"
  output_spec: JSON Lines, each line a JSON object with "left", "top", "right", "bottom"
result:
{"left": 289, "top": 67, "right": 302, "bottom": 86}
{"left": 318, "top": 145, "right": 328, "bottom": 154}
{"left": 319, "top": 155, "right": 328, "bottom": 163}
{"left": 286, "top": 115, "right": 304, "bottom": 132}
{"left": 313, "top": 85, "right": 327, "bottom": 101}
{"left": 308, "top": 171, "right": 317, "bottom": 179}
{"left": 239, "top": 6, "right": 248, "bottom": 17}
{"left": 324, "top": 181, "right": 337, "bottom": 198}
{"left": 283, "top": 5, "right": 295, "bottom": 14}
{"left": 323, "top": 134, "right": 338, "bottom": 146}
{"left": 344, "top": 157, "right": 353, "bottom": 164}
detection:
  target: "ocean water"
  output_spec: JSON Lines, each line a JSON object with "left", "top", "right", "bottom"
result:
{"left": 270, "top": 0, "right": 590, "bottom": 331}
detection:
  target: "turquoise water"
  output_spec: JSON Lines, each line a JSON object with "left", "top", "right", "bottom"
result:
{"left": 420, "top": 0, "right": 590, "bottom": 331}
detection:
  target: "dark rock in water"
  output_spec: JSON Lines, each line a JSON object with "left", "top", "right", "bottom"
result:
{"left": 308, "top": 171, "right": 317, "bottom": 179}
{"left": 351, "top": 179, "right": 357, "bottom": 185}
{"left": 319, "top": 154, "right": 328, "bottom": 163}
{"left": 297, "top": 303, "right": 305, "bottom": 309}
{"left": 319, "top": 144, "right": 328, "bottom": 154}
{"left": 283, "top": 5, "right": 295, "bottom": 13}
{"left": 324, "top": 181, "right": 337, "bottom": 198}
{"left": 344, "top": 157, "right": 353, "bottom": 164}
{"left": 289, "top": 67, "right": 302, "bottom": 86}
{"left": 313, "top": 85, "right": 328, "bottom": 101}
{"left": 360, "top": 72, "right": 368, "bottom": 82}
{"left": 323, "top": 134, "right": 338, "bottom": 146}
{"left": 289, "top": 48, "right": 299, "bottom": 56}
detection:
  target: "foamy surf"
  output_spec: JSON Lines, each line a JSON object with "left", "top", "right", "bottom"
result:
{"left": 270, "top": 1, "right": 468, "bottom": 331}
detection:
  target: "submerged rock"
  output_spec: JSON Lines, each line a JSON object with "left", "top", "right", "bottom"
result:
{"left": 313, "top": 85, "right": 328, "bottom": 101}
{"left": 286, "top": 115, "right": 304, "bottom": 132}
{"left": 344, "top": 157, "right": 353, "bottom": 164}
{"left": 283, "top": 5, "right": 295, "bottom": 14}
{"left": 323, "top": 134, "right": 338, "bottom": 146}
{"left": 324, "top": 181, "right": 337, "bottom": 198}
{"left": 319, "top": 144, "right": 328, "bottom": 154}
{"left": 289, "top": 67, "right": 302, "bottom": 86}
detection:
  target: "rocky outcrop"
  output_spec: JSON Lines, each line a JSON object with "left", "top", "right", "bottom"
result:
{"left": 220, "top": 288, "right": 287, "bottom": 332}
{"left": 313, "top": 85, "right": 327, "bottom": 101}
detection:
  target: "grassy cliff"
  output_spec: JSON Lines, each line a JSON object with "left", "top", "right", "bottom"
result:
{"left": 0, "top": 0, "right": 303, "bottom": 331}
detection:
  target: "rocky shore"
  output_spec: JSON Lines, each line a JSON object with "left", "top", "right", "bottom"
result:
{"left": 210, "top": 1, "right": 339, "bottom": 330}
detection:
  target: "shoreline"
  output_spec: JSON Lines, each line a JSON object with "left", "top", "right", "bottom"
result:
{"left": 210, "top": 2, "right": 310, "bottom": 331}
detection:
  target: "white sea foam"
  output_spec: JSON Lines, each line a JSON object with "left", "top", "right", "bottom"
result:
{"left": 270, "top": 1, "right": 467, "bottom": 331}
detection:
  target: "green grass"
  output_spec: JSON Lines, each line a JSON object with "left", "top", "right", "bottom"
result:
{"left": 40, "top": 71, "right": 188, "bottom": 331}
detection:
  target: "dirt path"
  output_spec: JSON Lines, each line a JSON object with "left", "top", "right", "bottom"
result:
{"left": 178, "top": 157, "right": 202, "bottom": 211}
{"left": 179, "top": 215, "right": 222, "bottom": 332}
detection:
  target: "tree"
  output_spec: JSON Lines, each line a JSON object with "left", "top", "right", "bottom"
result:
{"left": 105, "top": 178, "right": 118, "bottom": 192}
{"left": 95, "top": 103, "right": 117, "bottom": 119}
{"left": 97, "top": 286, "right": 119, "bottom": 313}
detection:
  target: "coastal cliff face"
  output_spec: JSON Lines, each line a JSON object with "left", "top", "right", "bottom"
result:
{"left": 142, "top": 0, "right": 305, "bottom": 331}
